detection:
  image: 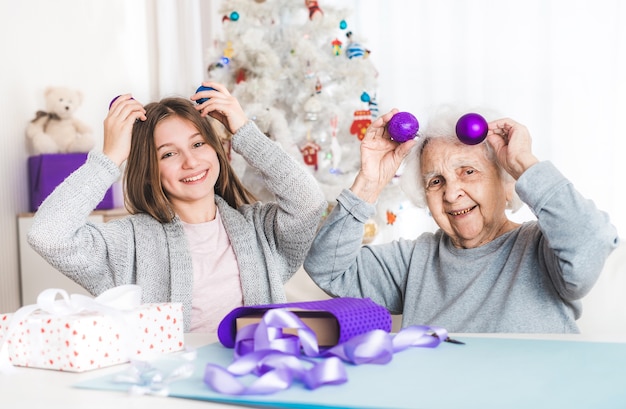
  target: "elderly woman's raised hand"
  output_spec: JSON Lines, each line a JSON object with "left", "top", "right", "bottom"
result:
{"left": 487, "top": 118, "right": 539, "bottom": 180}
{"left": 350, "top": 109, "right": 418, "bottom": 203}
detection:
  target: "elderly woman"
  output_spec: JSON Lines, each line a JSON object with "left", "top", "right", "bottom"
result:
{"left": 303, "top": 106, "right": 618, "bottom": 333}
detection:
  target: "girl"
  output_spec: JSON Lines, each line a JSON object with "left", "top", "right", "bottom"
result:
{"left": 28, "top": 83, "right": 327, "bottom": 332}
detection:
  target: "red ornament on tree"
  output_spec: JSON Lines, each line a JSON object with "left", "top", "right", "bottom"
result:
{"left": 235, "top": 68, "right": 247, "bottom": 84}
{"left": 300, "top": 141, "right": 321, "bottom": 170}
{"left": 305, "top": 0, "right": 323, "bottom": 20}
{"left": 350, "top": 110, "right": 372, "bottom": 141}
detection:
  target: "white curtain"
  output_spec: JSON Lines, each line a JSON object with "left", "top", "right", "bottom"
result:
{"left": 147, "top": 0, "right": 207, "bottom": 100}
{"left": 200, "top": 0, "right": 625, "bottom": 235}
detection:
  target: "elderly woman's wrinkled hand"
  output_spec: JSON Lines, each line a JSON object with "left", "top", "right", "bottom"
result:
{"left": 352, "top": 109, "right": 417, "bottom": 203}
{"left": 486, "top": 118, "right": 539, "bottom": 180}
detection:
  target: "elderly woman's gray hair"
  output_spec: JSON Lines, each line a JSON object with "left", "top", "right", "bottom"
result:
{"left": 399, "top": 105, "right": 523, "bottom": 212}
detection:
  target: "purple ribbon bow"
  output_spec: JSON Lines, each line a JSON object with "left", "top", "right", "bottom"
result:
{"left": 204, "top": 307, "right": 450, "bottom": 395}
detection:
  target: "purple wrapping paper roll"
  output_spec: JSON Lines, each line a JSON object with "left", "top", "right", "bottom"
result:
{"left": 218, "top": 298, "right": 392, "bottom": 348}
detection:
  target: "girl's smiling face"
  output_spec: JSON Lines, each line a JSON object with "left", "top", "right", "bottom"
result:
{"left": 154, "top": 116, "right": 220, "bottom": 211}
{"left": 421, "top": 138, "right": 511, "bottom": 248}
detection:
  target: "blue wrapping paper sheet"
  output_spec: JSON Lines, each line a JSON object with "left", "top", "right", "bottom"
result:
{"left": 75, "top": 337, "right": 626, "bottom": 409}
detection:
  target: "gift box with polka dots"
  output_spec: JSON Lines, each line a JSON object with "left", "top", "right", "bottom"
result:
{"left": 0, "top": 302, "right": 184, "bottom": 372}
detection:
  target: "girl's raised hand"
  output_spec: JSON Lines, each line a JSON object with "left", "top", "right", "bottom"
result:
{"left": 103, "top": 94, "right": 146, "bottom": 166}
{"left": 192, "top": 82, "right": 247, "bottom": 134}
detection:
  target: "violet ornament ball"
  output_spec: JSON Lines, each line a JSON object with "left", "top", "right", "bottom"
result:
{"left": 109, "top": 95, "right": 121, "bottom": 110}
{"left": 387, "top": 112, "right": 419, "bottom": 143}
{"left": 109, "top": 95, "right": 134, "bottom": 110}
{"left": 456, "top": 113, "right": 488, "bottom": 145}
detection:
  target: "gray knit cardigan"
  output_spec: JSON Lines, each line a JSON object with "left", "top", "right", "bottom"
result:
{"left": 27, "top": 121, "right": 327, "bottom": 331}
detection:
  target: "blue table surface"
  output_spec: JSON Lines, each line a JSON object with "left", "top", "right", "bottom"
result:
{"left": 76, "top": 336, "right": 626, "bottom": 409}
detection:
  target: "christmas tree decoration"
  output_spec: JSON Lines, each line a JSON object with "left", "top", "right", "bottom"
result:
{"left": 304, "top": 94, "right": 322, "bottom": 121}
{"left": 456, "top": 113, "right": 488, "bottom": 145}
{"left": 331, "top": 38, "right": 343, "bottom": 56}
{"left": 386, "top": 210, "right": 398, "bottom": 225}
{"left": 387, "top": 111, "right": 419, "bottom": 143}
{"left": 195, "top": 85, "right": 217, "bottom": 104}
{"left": 350, "top": 110, "right": 372, "bottom": 141}
{"left": 305, "top": 0, "right": 323, "bottom": 20}
{"left": 235, "top": 68, "right": 247, "bottom": 84}
{"left": 301, "top": 141, "right": 322, "bottom": 170}
{"left": 223, "top": 42, "right": 234, "bottom": 59}
{"left": 346, "top": 41, "right": 366, "bottom": 59}
{"left": 206, "top": 0, "right": 406, "bottom": 243}
{"left": 368, "top": 95, "right": 379, "bottom": 118}
{"left": 315, "top": 77, "right": 322, "bottom": 93}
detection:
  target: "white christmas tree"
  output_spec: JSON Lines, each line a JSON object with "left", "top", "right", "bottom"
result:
{"left": 205, "top": 0, "right": 416, "bottom": 243}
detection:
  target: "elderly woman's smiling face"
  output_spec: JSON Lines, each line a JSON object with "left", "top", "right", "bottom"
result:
{"left": 421, "top": 138, "right": 514, "bottom": 249}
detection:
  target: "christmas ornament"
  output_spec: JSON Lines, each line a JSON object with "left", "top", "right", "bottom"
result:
{"left": 223, "top": 41, "right": 234, "bottom": 59}
{"left": 387, "top": 111, "right": 419, "bottom": 143}
{"left": 346, "top": 41, "right": 365, "bottom": 59}
{"left": 350, "top": 110, "right": 372, "bottom": 141}
{"left": 300, "top": 141, "right": 322, "bottom": 170}
{"left": 304, "top": 95, "right": 322, "bottom": 121}
{"left": 109, "top": 95, "right": 133, "bottom": 110}
{"left": 360, "top": 92, "right": 370, "bottom": 103}
{"left": 230, "top": 11, "right": 240, "bottom": 21}
{"left": 207, "top": 61, "right": 225, "bottom": 73}
{"left": 305, "top": 0, "right": 323, "bottom": 20}
{"left": 345, "top": 31, "right": 367, "bottom": 59}
{"left": 456, "top": 113, "right": 488, "bottom": 145}
{"left": 195, "top": 85, "right": 216, "bottom": 104}
{"left": 236, "top": 68, "right": 247, "bottom": 84}
{"left": 331, "top": 38, "right": 342, "bottom": 56}
{"left": 339, "top": 20, "right": 348, "bottom": 30}
{"left": 368, "top": 96, "right": 379, "bottom": 118}
{"left": 386, "top": 210, "right": 397, "bottom": 225}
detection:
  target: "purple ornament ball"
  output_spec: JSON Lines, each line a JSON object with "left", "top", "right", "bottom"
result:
{"left": 387, "top": 111, "right": 419, "bottom": 143}
{"left": 456, "top": 113, "right": 488, "bottom": 145}
{"left": 109, "top": 95, "right": 134, "bottom": 110}
{"left": 109, "top": 95, "right": 122, "bottom": 110}
{"left": 196, "top": 85, "right": 217, "bottom": 104}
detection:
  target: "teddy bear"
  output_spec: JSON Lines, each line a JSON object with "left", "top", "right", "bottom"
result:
{"left": 25, "top": 86, "right": 95, "bottom": 155}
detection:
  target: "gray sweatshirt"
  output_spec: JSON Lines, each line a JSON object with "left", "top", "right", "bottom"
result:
{"left": 304, "top": 161, "right": 619, "bottom": 333}
{"left": 28, "top": 121, "right": 327, "bottom": 331}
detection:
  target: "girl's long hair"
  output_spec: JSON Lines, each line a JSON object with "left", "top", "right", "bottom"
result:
{"left": 124, "top": 97, "right": 256, "bottom": 223}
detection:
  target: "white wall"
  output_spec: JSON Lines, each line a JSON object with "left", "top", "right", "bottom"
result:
{"left": 0, "top": 0, "right": 155, "bottom": 311}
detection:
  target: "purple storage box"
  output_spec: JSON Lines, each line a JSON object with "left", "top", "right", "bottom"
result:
{"left": 28, "top": 153, "right": 114, "bottom": 212}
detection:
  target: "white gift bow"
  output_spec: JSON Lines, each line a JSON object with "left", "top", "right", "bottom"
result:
{"left": 0, "top": 284, "right": 143, "bottom": 373}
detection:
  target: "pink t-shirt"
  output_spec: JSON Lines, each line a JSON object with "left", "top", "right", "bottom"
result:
{"left": 182, "top": 208, "right": 243, "bottom": 333}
